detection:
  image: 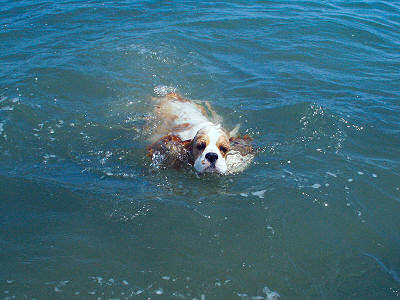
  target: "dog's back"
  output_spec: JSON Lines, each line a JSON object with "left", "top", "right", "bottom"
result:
{"left": 151, "top": 93, "right": 216, "bottom": 142}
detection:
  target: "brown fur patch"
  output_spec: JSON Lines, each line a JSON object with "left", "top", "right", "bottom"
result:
{"left": 229, "top": 135, "right": 253, "bottom": 156}
{"left": 147, "top": 135, "right": 193, "bottom": 167}
{"left": 147, "top": 135, "right": 189, "bottom": 156}
{"left": 167, "top": 92, "right": 189, "bottom": 102}
{"left": 192, "top": 133, "right": 210, "bottom": 162}
{"left": 216, "top": 135, "right": 230, "bottom": 158}
{"left": 196, "top": 103, "right": 208, "bottom": 116}
{"left": 172, "top": 122, "right": 192, "bottom": 132}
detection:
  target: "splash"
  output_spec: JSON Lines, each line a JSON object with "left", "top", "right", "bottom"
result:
{"left": 153, "top": 85, "right": 177, "bottom": 96}
{"left": 226, "top": 150, "right": 255, "bottom": 174}
{"left": 252, "top": 189, "right": 267, "bottom": 199}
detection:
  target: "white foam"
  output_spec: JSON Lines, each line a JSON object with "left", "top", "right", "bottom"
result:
{"left": 59, "top": 281, "right": 69, "bottom": 286}
{"left": 154, "top": 85, "right": 176, "bottom": 96}
{"left": 240, "top": 193, "right": 248, "bottom": 197}
{"left": 155, "top": 288, "right": 163, "bottom": 295}
{"left": 372, "top": 173, "right": 377, "bottom": 178}
{"left": 226, "top": 151, "right": 255, "bottom": 174}
{"left": 43, "top": 154, "right": 56, "bottom": 164}
{"left": 283, "top": 169, "right": 293, "bottom": 175}
{"left": 92, "top": 276, "right": 103, "bottom": 284}
{"left": 263, "top": 286, "right": 280, "bottom": 300}
{"left": 326, "top": 172, "right": 337, "bottom": 177}
{"left": 357, "top": 171, "right": 364, "bottom": 175}
{"left": 252, "top": 190, "right": 266, "bottom": 199}
{"left": 0, "top": 105, "right": 13, "bottom": 111}
{"left": 312, "top": 184, "right": 321, "bottom": 189}
{"left": 134, "top": 290, "right": 143, "bottom": 295}
{"left": 172, "top": 291, "right": 186, "bottom": 298}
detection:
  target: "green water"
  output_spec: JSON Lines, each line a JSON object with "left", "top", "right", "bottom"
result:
{"left": 1, "top": 1, "right": 400, "bottom": 299}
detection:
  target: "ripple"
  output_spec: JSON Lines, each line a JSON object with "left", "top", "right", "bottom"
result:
{"left": 1, "top": 1, "right": 400, "bottom": 299}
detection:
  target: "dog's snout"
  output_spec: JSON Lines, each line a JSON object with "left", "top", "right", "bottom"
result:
{"left": 205, "top": 152, "right": 218, "bottom": 163}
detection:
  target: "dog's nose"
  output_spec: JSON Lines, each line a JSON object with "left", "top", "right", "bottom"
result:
{"left": 205, "top": 152, "right": 218, "bottom": 163}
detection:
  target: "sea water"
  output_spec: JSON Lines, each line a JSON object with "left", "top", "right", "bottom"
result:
{"left": 1, "top": 1, "right": 400, "bottom": 299}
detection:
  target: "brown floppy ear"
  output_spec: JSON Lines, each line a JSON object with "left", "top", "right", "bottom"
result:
{"left": 182, "top": 139, "right": 192, "bottom": 151}
{"left": 147, "top": 134, "right": 175, "bottom": 158}
{"left": 147, "top": 135, "right": 194, "bottom": 167}
{"left": 147, "top": 135, "right": 191, "bottom": 157}
{"left": 182, "top": 139, "right": 194, "bottom": 164}
{"left": 229, "top": 135, "right": 253, "bottom": 156}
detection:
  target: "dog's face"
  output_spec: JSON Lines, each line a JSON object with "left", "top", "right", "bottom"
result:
{"left": 192, "top": 124, "right": 230, "bottom": 174}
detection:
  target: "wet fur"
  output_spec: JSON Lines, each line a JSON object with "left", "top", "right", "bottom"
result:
{"left": 147, "top": 93, "right": 253, "bottom": 172}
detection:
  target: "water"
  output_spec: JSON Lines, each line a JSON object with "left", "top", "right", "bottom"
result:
{"left": 1, "top": 0, "right": 400, "bottom": 299}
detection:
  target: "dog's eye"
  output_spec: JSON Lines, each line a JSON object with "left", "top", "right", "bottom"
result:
{"left": 219, "top": 146, "right": 228, "bottom": 153}
{"left": 197, "top": 143, "right": 206, "bottom": 151}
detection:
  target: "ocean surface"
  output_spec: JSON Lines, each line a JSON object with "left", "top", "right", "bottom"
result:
{"left": 1, "top": 0, "right": 400, "bottom": 299}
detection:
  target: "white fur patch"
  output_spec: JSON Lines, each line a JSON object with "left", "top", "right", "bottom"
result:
{"left": 163, "top": 100, "right": 212, "bottom": 141}
{"left": 193, "top": 124, "right": 228, "bottom": 174}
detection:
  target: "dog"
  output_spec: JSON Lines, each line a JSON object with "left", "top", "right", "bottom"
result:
{"left": 147, "top": 92, "right": 253, "bottom": 174}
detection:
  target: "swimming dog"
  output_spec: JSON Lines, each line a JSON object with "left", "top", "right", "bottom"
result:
{"left": 147, "top": 92, "right": 253, "bottom": 174}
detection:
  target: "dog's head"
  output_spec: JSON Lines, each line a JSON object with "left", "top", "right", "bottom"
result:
{"left": 192, "top": 124, "right": 230, "bottom": 174}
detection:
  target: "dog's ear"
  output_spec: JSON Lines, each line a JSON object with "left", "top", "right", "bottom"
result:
{"left": 229, "top": 135, "right": 253, "bottom": 155}
{"left": 229, "top": 123, "right": 241, "bottom": 138}
{"left": 182, "top": 139, "right": 194, "bottom": 164}
{"left": 182, "top": 139, "right": 192, "bottom": 151}
{"left": 148, "top": 134, "right": 193, "bottom": 155}
{"left": 147, "top": 135, "right": 193, "bottom": 167}
{"left": 147, "top": 135, "right": 187, "bottom": 157}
